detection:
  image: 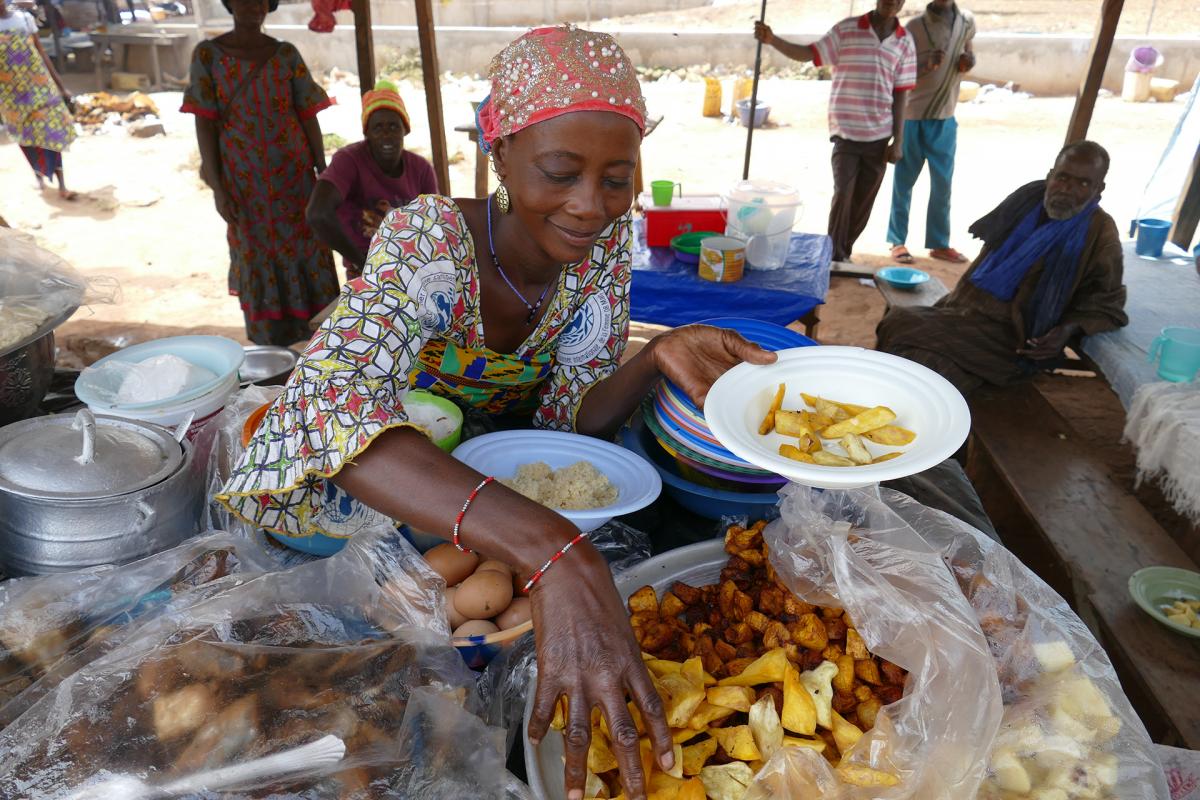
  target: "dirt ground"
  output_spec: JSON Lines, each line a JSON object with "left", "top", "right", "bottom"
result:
{"left": 602, "top": 0, "right": 1200, "bottom": 37}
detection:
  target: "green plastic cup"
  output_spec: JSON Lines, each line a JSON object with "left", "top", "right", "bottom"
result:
{"left": 651, "top": 180, "right": 681, "bottom": 207}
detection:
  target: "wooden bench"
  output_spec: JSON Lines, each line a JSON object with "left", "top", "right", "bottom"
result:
{"left": 873, "top": 273, "right": 949, "bottom": 311}
{"left": 967, "top": 382, "right": 1200, "bottom": 749}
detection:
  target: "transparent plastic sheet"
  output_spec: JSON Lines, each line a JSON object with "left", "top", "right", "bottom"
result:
{"left": 0, "top": 531, "right": 277, "bottom": 730}
{"left": 743, "top": 484, "right": 1004, "bottom": 799}
{"left": 0, "top": 230, "right": 120, "bottom": 356}
{"left": 883, "top": 489, "right": 1168, "bottom": 800}
{"left": 0, "top": 523, "right": 494, "bottom": 799}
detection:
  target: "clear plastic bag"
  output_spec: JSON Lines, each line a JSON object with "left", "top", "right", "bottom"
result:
{"left": 744, "top": 484, "right": 1005, "bottom": 799}
{"left": 0, "top": 531, "right": 276, "bottom": 730}
{"left": 0, "top": 523, "right": 480, "bottom": 799}
{"left": 0, "top": 229, "right": 120, "bottom": 356}
{"left": 886, "top": 489, "right": 1168, "bottom": 800}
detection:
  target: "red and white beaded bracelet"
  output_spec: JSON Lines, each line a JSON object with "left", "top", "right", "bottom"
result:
{"left": 521, "top": 530, "right": 590, "bottom": 594}
{"left": 452, "top": 476, "right": 494, "bottom": 553}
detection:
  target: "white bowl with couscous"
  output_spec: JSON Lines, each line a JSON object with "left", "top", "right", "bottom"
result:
{"left": 451, "top": 429, "right": 661, "bottom": 531}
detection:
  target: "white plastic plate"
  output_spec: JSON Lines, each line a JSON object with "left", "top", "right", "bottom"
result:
{"left": 451, "top": 429, "right": 662, "bottom": 532}
{"left": 703, "top": 346, "right": 971, "bottom": 489}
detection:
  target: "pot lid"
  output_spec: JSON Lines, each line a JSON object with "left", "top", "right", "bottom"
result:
{"left": 0, "top": 410, "right": 184, "bottom": 500}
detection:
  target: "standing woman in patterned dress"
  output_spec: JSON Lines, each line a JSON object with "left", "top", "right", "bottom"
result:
{"left": 182, "top": 0, "right": 339, "bottom": 345}
{"left": 0, "top": 0, "right": 77, "bottom": 199}
{"left": 221, "top": 26, "right": 778, "bottom": 800}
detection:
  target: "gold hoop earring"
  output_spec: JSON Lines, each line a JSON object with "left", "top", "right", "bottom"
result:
{"left": 495, "top": 183, "right": 511, "bottom": 214}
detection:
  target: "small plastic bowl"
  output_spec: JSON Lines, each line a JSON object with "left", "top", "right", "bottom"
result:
{"left": 876, "top": 266, "right": 931, "bottom": 289}
{"left": 1128, "top": 566, "right": 1200, "bottom": 639}
{"left": 404, "top": 390, "right": 464, "bottom": 453}
{"left": 670, "top": 230, "right": 723, "bottom": 264}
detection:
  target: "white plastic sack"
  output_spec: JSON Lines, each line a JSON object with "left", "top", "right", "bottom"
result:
{"left": 743, "top": 485, "right": 1004, "bottom": 799}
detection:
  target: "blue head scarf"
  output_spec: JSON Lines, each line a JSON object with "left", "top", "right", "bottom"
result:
{"left": 969, "top": 197, "right": 1100, "bottom": 338}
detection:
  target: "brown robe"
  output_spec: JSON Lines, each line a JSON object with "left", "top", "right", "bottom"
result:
{"left": 875, "top": 207, "right": 1128, "bottom": 394}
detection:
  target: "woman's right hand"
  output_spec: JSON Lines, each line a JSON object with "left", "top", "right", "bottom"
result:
{"left": 213, "top": 187, "right": 237, "bottom": 225}
{"left": 526, "top": 542, "right": 674, "bottom": 800}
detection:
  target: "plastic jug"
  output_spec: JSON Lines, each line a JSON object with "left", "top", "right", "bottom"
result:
{"left": 722, "top": 180, "right": 802, "bottom": 270}
{"left": 1148, "top": 326, "right": 1200, "bottom": 382}
{"left": 702, "top": 77, "right": 722, "bottom": 117}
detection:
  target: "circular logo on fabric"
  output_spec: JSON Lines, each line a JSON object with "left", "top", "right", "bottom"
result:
{"left": 412, "top": 261, "right": 457, "bottom": 333}
{"left": 558, "top": 293, "right": 611, "bottom": 367}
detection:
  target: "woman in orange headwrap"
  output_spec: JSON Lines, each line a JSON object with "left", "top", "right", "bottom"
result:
{"left": 221, "top": 27, "right": 775, "bottom": 798}
{"left": 306, "top": 79, "right": 439, "bottom": 280}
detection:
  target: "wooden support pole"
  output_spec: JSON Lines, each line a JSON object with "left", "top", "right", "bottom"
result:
{"left": 415, "top": 0, "right": 451, "bottom": 193}
{"left": 352, "top": 0, "right": 375, "bottom": 97}
{"left": 1065, "top": 0, "right": 1124, "bottom": 145}
{"left": 1170, "top": 141, "right": 1200, "bottom": 251}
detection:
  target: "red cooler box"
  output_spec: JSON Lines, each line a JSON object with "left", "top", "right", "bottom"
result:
{"left": 640, "top": 193, "right": 726, "bottom": 247}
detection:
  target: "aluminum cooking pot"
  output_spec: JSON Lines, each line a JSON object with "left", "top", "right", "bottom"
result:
{"left": 0, "top": 410, "right": 204, "bottom": 575}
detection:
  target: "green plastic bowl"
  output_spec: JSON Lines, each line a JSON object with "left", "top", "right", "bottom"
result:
{"left": 1128, "top": 565, "right": 1200, "bottom": 639}
{"left": 405, "top": 390, "right": 463, "bottom": 452}
{"left": 670, "top": 231, "right": 723, "bottom": 263}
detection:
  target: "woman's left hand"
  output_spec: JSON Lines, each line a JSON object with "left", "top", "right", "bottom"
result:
{"left": 650, "top": 324, "right": 776, "bottom": 409}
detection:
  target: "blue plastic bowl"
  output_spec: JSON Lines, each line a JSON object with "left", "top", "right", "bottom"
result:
{"left": 876, "top": 266, "right": 931, "bottom": 289}
{"left": 619, "top": 420, "right": 779, "bottom": 520}
{"left": 266, "top": 530, "right": 348, "bottom": 556}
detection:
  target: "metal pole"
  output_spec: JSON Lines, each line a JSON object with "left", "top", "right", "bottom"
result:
{"left": 742, "top": 0, "right": 768, "bottom": 180}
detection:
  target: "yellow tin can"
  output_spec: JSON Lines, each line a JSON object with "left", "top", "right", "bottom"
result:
{"left": 698, "top": 236, "right": 746, "bottom": 283}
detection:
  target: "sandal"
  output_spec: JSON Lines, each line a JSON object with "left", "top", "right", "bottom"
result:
{"left": 929, "top": 247, "right": 968, "bottom": 264}
{"left": 890, "top": 245, "right": 915, "bottom": 264}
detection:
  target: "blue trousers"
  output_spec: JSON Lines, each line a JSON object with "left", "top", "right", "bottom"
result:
{"left": 887, "top": 118, "right": 957, "bottom": 249}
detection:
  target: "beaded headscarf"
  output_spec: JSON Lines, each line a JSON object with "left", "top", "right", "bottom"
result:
{"left": 476, "top": 25, "right": 647, "bottom": 154}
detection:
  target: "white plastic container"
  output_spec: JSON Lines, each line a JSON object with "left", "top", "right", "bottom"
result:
{"left": 88, "top": 371, "right": 238, "bottom": 438}
{"left": 722, "top": 179, "right": 802, "bottom": 270}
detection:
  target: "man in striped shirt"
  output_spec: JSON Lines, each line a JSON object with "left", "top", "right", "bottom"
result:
{"left": 887, "top": 0, "right": 976, "bottom": 266}
{"left": 755, "top": 0, "right": 917, "bottom": 264}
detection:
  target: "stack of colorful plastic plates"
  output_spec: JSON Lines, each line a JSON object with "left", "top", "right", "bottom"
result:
{"left": 642, "top": 318, "right": 815, "bottom": 489}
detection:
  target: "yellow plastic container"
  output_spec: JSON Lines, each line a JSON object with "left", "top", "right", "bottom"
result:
{"left": 702, "top": 77, "right": 723, "bottom": 117}
{"left": 730, "top": 77, "right": 753, "bottom": 118}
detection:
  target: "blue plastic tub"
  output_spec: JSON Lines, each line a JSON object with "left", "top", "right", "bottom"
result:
{"left": 1135, "top": 218, "right": 1172, "bottom": 258}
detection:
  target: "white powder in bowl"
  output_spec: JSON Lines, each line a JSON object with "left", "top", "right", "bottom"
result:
{"left": 501, "top": 460, "right": 619, "bottom": 510}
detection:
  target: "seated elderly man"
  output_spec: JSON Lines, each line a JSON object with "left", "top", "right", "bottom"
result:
{"left": 876, "top": 140, "right": 1127, "bottom": 394}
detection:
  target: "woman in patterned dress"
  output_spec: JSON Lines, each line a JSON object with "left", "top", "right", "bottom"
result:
{"left": 182, "top": 0, "right": 339, "bottom": 345}
{"left": 220, "top": 26, "right": 775, "bottom": 799}
{"left": 0, "top": 0, "right": 77, "bottom": 199}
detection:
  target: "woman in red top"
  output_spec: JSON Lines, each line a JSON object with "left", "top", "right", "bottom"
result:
{"left": 181, "top": 0, "right": 339, "bottom": 345}
{"left": 306, "top": 80, "right": 440, "bottom": 280}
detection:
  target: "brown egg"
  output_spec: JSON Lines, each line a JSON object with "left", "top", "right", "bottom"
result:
{"left": 444, "top": 587, "right": 468, "bottom": 629}
{"left": 453, "top": 619, "right": 499, "bottom": 638}
{"left": 453, "top": 569, "right": 514, "bottom": 620}
{"left": 475, "top": 559, "right": 513, "bottom": 576}
{"left": 423, "top": 543, "right": 478, "bottom": 586}
{"left": 496, "top": 596, "right": 532, "bottom": 630}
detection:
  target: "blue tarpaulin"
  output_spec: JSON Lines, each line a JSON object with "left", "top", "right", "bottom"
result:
{"left": 629, "top": 218, "right": 832, "bottom": 328}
